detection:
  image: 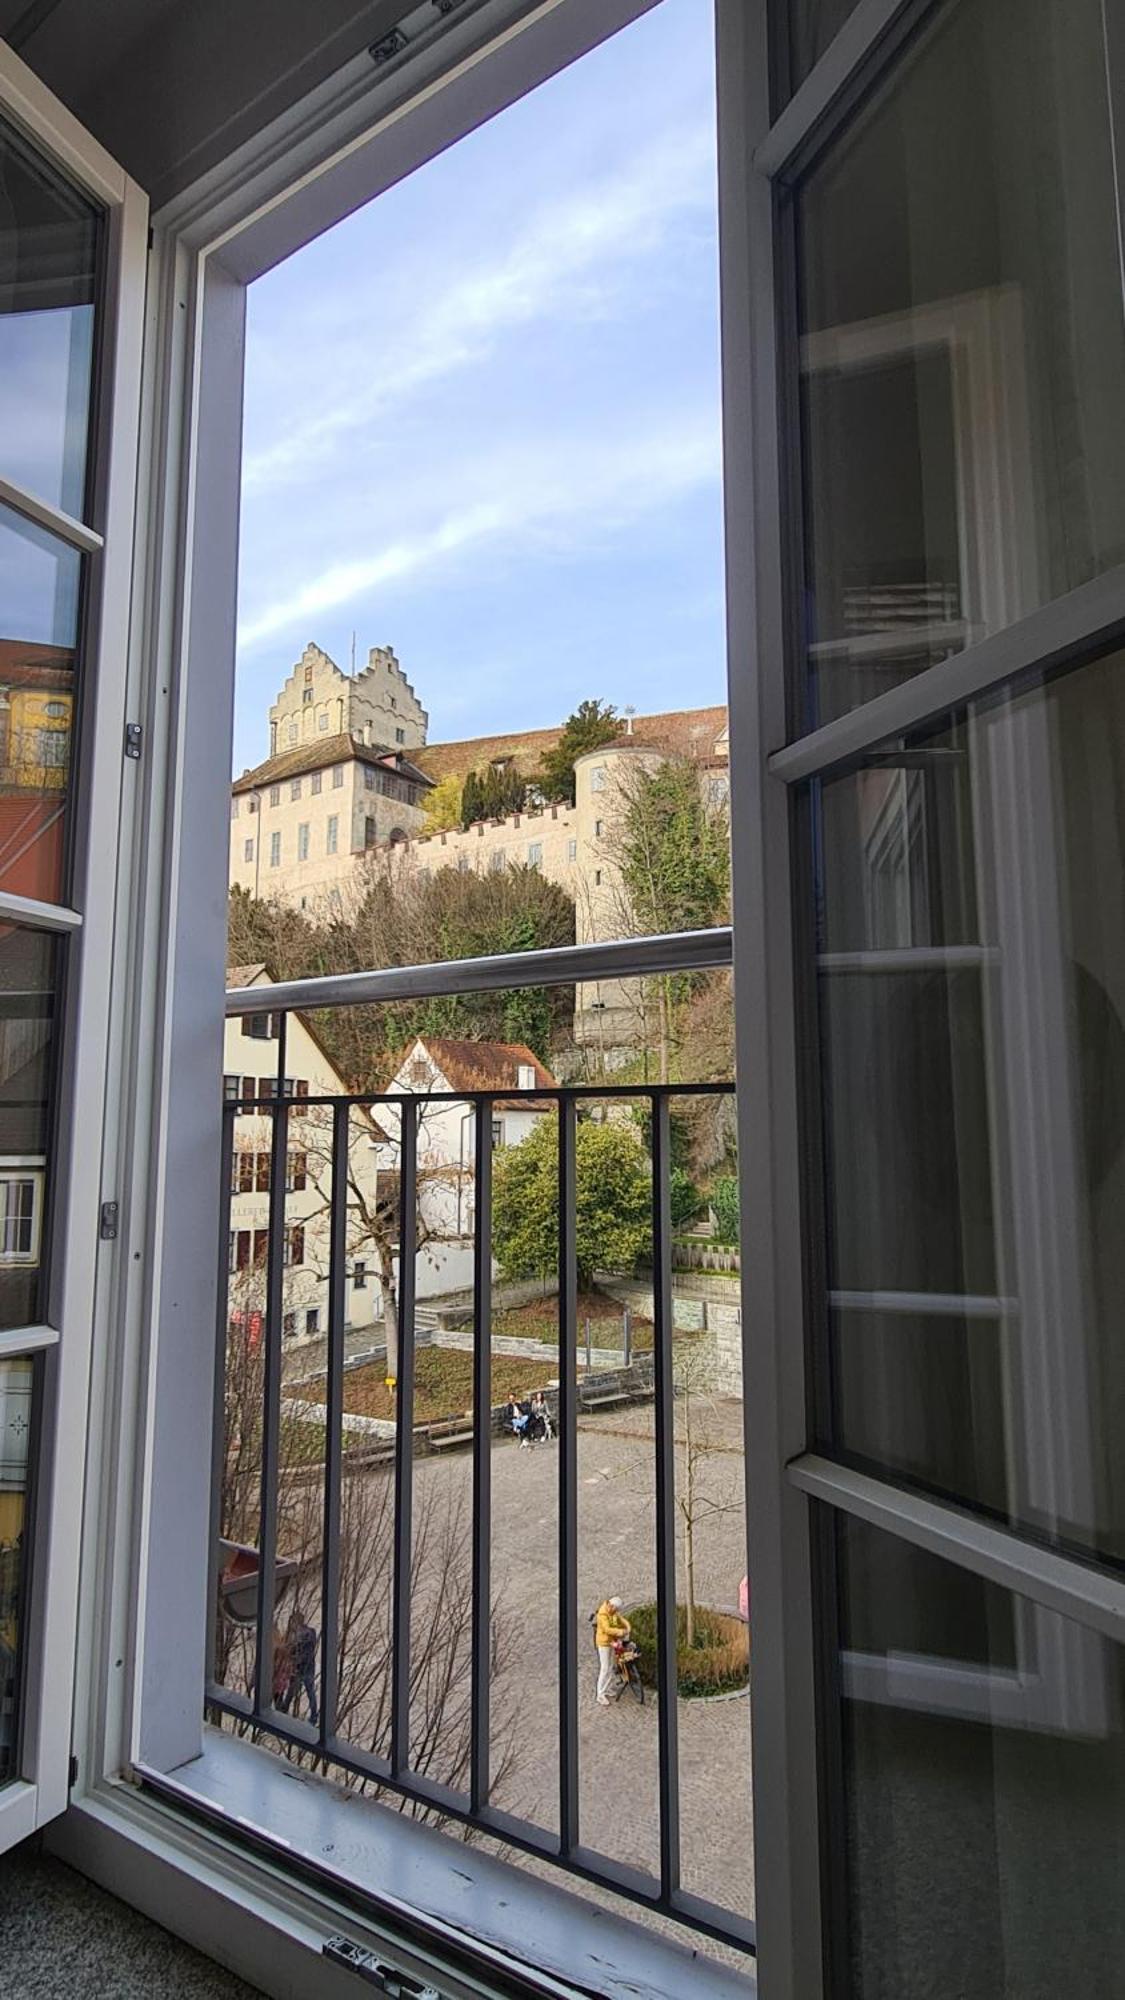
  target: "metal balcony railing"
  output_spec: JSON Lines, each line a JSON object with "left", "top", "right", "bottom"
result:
{"left": 209, "top": 928, "right": 751, "bottom": 1953}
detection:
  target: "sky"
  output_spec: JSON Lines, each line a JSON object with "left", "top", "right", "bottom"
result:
{"left": 233, "top": 0, "right": 723, "bottom": 774}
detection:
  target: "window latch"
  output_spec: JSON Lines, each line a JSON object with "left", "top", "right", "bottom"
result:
{"left": 100, "top": 1201, "right": 119, "bottom": 1241}
{"left": 125, "top": 722, "right": 143, "bottom": 761}
{"left": 323, "top": 1938, "right": 440, "bottom": 1997}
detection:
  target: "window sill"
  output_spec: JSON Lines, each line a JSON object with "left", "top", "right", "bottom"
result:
{"left": 66, "top": 1727, "right": 755, "bottom": 2000}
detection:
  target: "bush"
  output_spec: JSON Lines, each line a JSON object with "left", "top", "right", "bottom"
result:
{"left": 669, "top": 1167, "right": 702, "bottom": 1232}
{"left": 711, "top": 1175, "right": 740, "bottom": 1246}
{"left": 627, "top": 1601, "right": 749, "bottom": 1699}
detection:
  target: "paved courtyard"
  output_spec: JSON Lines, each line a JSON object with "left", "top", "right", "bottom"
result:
{"left": 407, "top": 1395, "right": 755, "bottom": 1932}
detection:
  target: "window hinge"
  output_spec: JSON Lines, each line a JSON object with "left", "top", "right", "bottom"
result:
{"left": 100, "top": 1201, "right": 119, "bottom": 1241}
{"left": 68, "top": 1754, "right": 78, "bottom": 1789}
{"left": 323, "top": 1938, "right": 439, "bottom": 1997}
{"left": 369, "top": 28, "right": 408, "bottom": 63}
{"left": 124, "top": 723, "right": 143, "bottom": 761}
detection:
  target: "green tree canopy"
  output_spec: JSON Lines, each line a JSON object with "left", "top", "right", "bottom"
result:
{"left": 230, "top": 858, "right": 575, "bottom": 1090}
{"left": 618, "top": 757, "right": 729, "bottom": 936}
{"left": 422, "top": 771, "right": 463, "bottom": 832}
{"left": 492, "top": 1115, "right": 651, "bottom": 1288}
{"left": 537, "top": 699, "right": 619, "bottom": 805}
{"left": 461, "top": 762, "right": 526, "bottom": 827}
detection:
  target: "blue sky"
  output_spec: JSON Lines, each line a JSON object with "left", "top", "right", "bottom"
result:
{"left": 234, "top": 0, "right": 723, "bottom": 774}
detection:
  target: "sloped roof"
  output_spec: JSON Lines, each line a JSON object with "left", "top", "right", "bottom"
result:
{"left": 0, "top": 639, "right": 74, "bottom": 688}
{"left": 392, "top": 1035, "right": 558, "bottom": 1108}
{"left": 225, "top": 963, "right": 267, "bottom": 988}
{"left": 415, "top": 706, "right": 728, "bottom": 787}
{"left": 232, "top": 733, "right": 433, "bottom": 795}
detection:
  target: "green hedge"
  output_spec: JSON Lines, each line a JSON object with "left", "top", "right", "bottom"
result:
{"left": 628, "top": 1600, "right": 749, "bottom": 1698}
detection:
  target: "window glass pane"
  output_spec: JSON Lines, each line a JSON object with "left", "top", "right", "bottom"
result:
{"left": 0, "top": 1354, "right": 34, "bottom": 1784}
{"left": 831, "top": 1512, "right": 1125, "bottom": 1999}
{"left": 0, "top": 504, "right": 81, "bottom": 902}
{"left": 0, "top": 927, "right": 57, "bottom": 1330}
{"left": 0, "top": 114, "right": 100, "bottom": 516}
{"left": 813, "top": 647, "right": 1125, "bottom": 1569}
{"left": 781, "top": 0, "right": 864, "bottom": 99}
{"left": 795, "top": 0, "right": 1125, "bottom": 728}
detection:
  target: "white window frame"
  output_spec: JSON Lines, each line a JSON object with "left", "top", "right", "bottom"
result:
{"left": 0, "top": 1168, "right": 44, "bottom": 1265}
{"left": 0, "top": 39, "right": 147, "bottom": 1856}
{"left": 49, "top": 4, "right": 1125, "bottom": 1998}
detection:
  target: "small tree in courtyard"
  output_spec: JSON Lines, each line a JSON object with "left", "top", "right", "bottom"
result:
{"left": 492, "top": 1115, "right": 651, "bottom": 1288}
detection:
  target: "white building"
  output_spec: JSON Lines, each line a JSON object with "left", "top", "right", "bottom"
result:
{"left": 376, "top": 1034, "right": 558, "bottom": 1295}
{"left": 223, "top": 965, "right": 380, "bottom": 1346}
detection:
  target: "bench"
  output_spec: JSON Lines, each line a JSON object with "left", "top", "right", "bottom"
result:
{"left": 578, "top": 1368, "right": 655, "bottom": 1415}
{"left": 424, "top": 1417, "right": 475, "bottom": 1452}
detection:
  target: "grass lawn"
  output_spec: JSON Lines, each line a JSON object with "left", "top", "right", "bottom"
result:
{"left": 492, "top": 1287, "right": 654, "bottom": 1351}
{"left": 338, "top": 1348, "right": 569, "bottom": 1425}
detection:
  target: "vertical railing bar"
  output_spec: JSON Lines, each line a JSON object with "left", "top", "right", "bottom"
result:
{"left": 254, "top": 1009, "right": 289, "bottom": 1718}
{"left": 470, "top": 1091, "right": 493, "bottom": 1812}
{"left": 206, "top": 1101, "right": 236, "bottom": 1699}
{"left": 652, "top": 1091, "right": 681, "bottom": 1899}
{"left": 320, "top": 1096, "right": 349, "bottom": 1747}
{"left": 557, "top": 1094, "right": 579, "bottom": 1855}
{"left": 391, "top": 1096, "right": 418, "bottom": 1777}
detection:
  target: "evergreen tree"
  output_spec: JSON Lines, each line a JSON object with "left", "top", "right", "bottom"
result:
{"left": 460, "top": 770, "right": 483, "bottom": 828}
{"left": 537, "top": 699, "right": 619, "bottom": 805}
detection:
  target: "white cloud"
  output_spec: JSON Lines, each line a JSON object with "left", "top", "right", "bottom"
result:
{"left": 240, "top": 122, "right": 715, "bottom": 499}
{"left": 236, "top": 414, "right": 719, "bottom": 652}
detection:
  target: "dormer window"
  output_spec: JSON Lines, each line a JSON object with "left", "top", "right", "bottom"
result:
{"left": 517, "top": 1063, "right": 536, "bottom": 1090}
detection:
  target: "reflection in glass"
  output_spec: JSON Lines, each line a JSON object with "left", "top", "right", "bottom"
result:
{"left": 0, "top": 1355, "right": 33, "bottom": 1785}
{"left": 782, "top": 0, "right": 867, "bottom": 102}
{"left": 832, "top": 1513, "right": 1125, "bottom": 1999}
{"left": 0, "top": 928, "right": 57, "bottom": 1332}
{"left": 796, "top": 0, "right": 1125, "bottom": 727}
{"left": 0, "top": 113, "right": 100, "bottom": 517}
{"left": 814, "top": 648, "right": 1125, "bottom": 1567}
{"left": 0, "top": 504, "right": 81, "bottom": 904}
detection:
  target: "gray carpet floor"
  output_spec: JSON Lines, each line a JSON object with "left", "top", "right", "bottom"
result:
{"left": 0, "top": 1842, "right": 262, "bottom": 1998}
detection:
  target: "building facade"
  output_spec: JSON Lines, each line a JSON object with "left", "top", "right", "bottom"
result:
{"left": 223, "top": 967, "right": 380, "bottom": 1348}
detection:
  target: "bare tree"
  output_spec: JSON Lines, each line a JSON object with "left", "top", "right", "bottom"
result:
{"left": 674, "top": 1341, "right": 742, "bottom": 1648}
{"left": 297, "top": 1098, "right": 469, "bottom": 1384}
{"left": 215, "top": 1378, "right": 523, "bottom": 1813}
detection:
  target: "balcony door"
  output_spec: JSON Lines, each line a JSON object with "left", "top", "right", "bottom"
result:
{"left": 0, "top": 43, "right": 145, "bottom": 1854}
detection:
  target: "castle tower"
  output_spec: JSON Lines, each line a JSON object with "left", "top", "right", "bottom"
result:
{"left": 268, "top": 641, "right": 428, "bottom": 756}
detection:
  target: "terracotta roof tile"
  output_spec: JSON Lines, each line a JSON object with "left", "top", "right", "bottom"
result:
{"left": 415, "top": 706, "right": 728, "bottom": 787}
{"left": 232, "top": 733, "right": 433, "bottom": 794}
{"left": 396, "top": 1034, "right": 558, "bottom": 1097}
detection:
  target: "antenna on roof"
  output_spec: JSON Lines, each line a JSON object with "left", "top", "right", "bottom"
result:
{"left": 350, "top": 631, "right": 356, "bottom": 677}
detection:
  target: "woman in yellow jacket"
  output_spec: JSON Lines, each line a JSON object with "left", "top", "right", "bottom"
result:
{"left": 594, "top": 1595, "right": 630, "bottom": 1706}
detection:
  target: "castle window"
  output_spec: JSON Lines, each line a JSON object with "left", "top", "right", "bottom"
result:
{"left": 270, "top": 831, "right": 280, "bottom": 867}
{"left": 297, "top": 823, "right": 309, "bottom": 861}
{"left": 243, "top": 840, "right": 253, "bottom": 863}
{"left": 303, "top": 688, "right": 313, "bottom": 705}
{"left": 590, "top": 766, "right": 606, "bottom": 791}
{"left": 269, "top": 785, "right": 280, "bottom": 806}
{"left": 290, "top": 778, "right": 301, "bottom": 800}
{"left": 332, "top": 765, "right": 344, "bottom": 787}
{"left": 311, "top": 771, "right": 321, "bottom": 795}
{"left": 319, "top": 714, "right": 329, "bottom": 731}
{"left": 567, "top": 839, "right": 577, "bottom": 861}
{"left": 326, "top": 816, "right": 338, "bottom": 855}
{"left": 528, "top": 841, "right": 542, "bottom": 867}
{"left": 395, "top": 727, "right": 405, "bottom": 744}
{"left": 231, "top": 799, "right": 239, "bottom": 820}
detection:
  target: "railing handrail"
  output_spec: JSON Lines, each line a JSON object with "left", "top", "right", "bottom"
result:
{"left": 225, "top": 925, "right": 733, "bottom": 1017}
